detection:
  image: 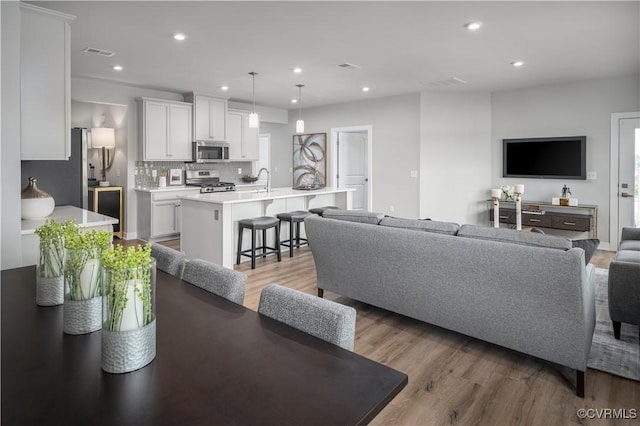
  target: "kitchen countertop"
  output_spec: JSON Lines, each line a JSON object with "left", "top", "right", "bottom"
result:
{"left": 21, "top": 205, "right": 119, "bottom": 235}
{"left": 181, "top": 187, "right": 353, "bottom": 205}
{"left": 134, "top": 183, "right": 265, "bottom": 193}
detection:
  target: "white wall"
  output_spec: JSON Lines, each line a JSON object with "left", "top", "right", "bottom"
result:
{"left": 260, "top": 122, "right": 293, "bottom": 188}
{"left": 420, "top": 92, "right": 493, "bottom": 224}
{"left": 1, "top": 1, "right": 23, "bottom": 269}
{"left": 492, "top": 74, "right": 640, "bottom": 246}
{"left": 71, "top": 77, "right": 184, "bottom": 239}
{"left": 281, "top": 93, "right": 421, "bottom": 218}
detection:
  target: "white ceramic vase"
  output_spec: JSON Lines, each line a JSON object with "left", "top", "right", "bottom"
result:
{"left": 21, "top": 177, "right": 55, "bottom": 220}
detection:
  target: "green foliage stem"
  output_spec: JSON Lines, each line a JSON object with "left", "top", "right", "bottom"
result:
{"left": 34, "top": 219, "right": 78, "bottom": 278}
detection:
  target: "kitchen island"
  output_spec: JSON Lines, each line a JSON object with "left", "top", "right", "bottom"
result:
{"left": 180, "top": 187, "right": 353, "bottom": 268}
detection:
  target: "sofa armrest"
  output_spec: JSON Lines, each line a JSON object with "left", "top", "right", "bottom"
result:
{"left": 620, "top": 227, "right": 640, "bottom": 242}
{"left": 608, "top": 260, "right": 640, "bottom": 326}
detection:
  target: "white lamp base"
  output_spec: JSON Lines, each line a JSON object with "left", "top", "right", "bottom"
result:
{"left": 99, "top": 181, "right": 110, "bottom": 187}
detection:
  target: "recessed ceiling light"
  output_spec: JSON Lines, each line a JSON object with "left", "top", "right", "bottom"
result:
{"left": 511, "top": 60, "right": 525, "bottom": 67}
{"left": 173, "top": 33, "right": 186, "bottom": 41}
{"left": 220, "top": 86, "right": 229, "bottom": 91}
{"left": 362, "top": 87, "right": 370, "bottom": 92}
{"left": 292, "top": 67, "right": 303, "bottom": 73}
{"left": 291, "top": 99, "right": 298, "bottom": 103}
{"left": 464, "top": 22, "right": 482, "bottom": 30}
{"left": 112, "top": 65, "right": 123, "bottom": 71}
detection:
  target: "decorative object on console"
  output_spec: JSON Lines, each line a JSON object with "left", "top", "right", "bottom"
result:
{"left": 295, "top": 84, "right": 305, "bottom": 134}
{"left": 248, "top": 72, "right": 259, "bottom": 129}
{"left": 491, "top": 188, "right": 501, "bottom": 228}
{"left": 293, "top": 133, "right": 327, "bottom": 188}
{"left": 34, "top": 219, "right": 78, "bottom": 306}
{"left": 21, "top": 177, "right": 55, "bottom": 220}
{"left": 101, "top": 244, "right": 157, "bottom": 374}
{"left": 90, "top": 127, "right": 116, "bottom": 186}
{"left": 500, "top": 185, "right": 514, "bottom": 201}
{"left": 514, "top": 184, "right": 524, "bottom": 230}
{"left": 63, "top": 229, "right": 111, "bottom": 335}
{"left": 560, "top": 184, "right": 572, "bottom": 206}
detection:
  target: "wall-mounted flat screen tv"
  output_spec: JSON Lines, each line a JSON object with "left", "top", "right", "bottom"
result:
{"left": 503, "top": 136, "right": 586, "bottom": 180}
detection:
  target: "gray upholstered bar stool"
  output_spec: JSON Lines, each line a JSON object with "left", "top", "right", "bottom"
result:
{"left": 309, "top": 206, "right": 339, "bottom": 217}
{"left": 277, "top": 210, "right": 310, "bottom": 257}
{"left": 237, "top": 216, "right": 281, "bottom": 269}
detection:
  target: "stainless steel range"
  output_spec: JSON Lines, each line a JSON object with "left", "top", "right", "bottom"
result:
{"left": 185, "top": 170, "right": 236, "bottom": 193}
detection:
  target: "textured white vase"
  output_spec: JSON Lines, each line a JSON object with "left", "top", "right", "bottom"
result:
{"left": 21, "top": 177, "right": 55, "bottom": 220}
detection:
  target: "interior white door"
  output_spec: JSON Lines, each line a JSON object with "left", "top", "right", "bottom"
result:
{"left": 618, "top": 118, "right": 640, "bottom": 233}
{"left": 337, "top": 131, "right": 368, "bottom": 210}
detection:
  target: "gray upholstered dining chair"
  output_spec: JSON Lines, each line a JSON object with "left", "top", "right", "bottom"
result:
{"left": 258, "top": 284, "right": 357, "bottom": 351}
{"left": 182, "top": 259, "right": 247, "bottom": 305}
{"left": 151, "top": 243, "right": 186, "bottom": 278}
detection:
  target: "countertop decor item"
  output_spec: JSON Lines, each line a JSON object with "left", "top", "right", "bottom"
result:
{"left": 34, "top": 219, "right": 78, "bottom": 306}
{"left": 101, "top": 243, "right": 156, "bottom": 373}
{"left": 242, "top": 174, "right": 258, "bottom": 183}
{"left": 63, "top": 229, "right": 111, "bottom": 335}
{"left": 21, "top": 177, "right": 55, "bottom": 220}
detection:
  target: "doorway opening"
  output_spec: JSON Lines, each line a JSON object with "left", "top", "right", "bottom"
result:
{"left": 330, "top": 126, "right": 372, "bottom": 211}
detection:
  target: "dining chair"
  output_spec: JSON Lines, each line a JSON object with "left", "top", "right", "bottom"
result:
{"left": 182, "top": 259, "right": 247, "bottom": 305}
{"left": 151, "top": 243, "right": 186, "bottom": 278}
{"left": 258, "top": 284, "right": 357, "bottom": 351}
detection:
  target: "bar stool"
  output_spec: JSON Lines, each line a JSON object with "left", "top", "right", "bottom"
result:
{"left": 237, "top": 216, "right": 281, "bottom": 269}
{"left": 309, "top": 206, "right": 339, "bottom": 217}
{"left": 277, "top": 211, "right": 310, "bottom": 257}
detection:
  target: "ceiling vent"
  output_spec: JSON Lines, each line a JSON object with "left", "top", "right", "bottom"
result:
{"left": 337, "top": 62, "right": 361, "bottom": 70}
{"left": 83, "top": 47, "right": 115, "bottom": 57}
{"left": 428, "top": 77, "right": 467, "bottom": 87}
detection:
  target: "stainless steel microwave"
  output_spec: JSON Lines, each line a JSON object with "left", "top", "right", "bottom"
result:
{"left": 192, "top": 141, "right": 230, "bottom": 163}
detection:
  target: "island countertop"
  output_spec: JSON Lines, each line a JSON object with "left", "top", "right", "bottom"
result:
{"left": 21, "top": 205, "right": 119, "bottom": 235}
{"left": 181, "top": 187, "right": 353, "bottom": 205}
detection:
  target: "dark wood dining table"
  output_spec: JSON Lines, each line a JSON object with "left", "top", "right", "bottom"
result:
{"left": 1, "top": 266, "right": 407, "bottom": 426}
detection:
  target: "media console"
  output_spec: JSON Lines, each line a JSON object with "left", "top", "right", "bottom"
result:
{"left": 488, "top": 200, "right": 598, "bottom": 238}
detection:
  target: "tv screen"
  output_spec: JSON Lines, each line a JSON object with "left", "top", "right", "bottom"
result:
{"left": 503, "top": 136, "right": 586, "bottom": 180}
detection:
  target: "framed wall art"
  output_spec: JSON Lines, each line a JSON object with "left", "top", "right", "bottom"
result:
{"left": 293, "top": 133, "right": 326, "bottom": 189}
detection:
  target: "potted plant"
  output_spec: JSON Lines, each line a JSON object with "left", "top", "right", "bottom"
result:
{"left": 34, "top": 219, "right": 78, "bottom": 306}
{"left": 101, "top": 243, "right": 156, "bottom": 373}
{"left": 63, "top": 229, "right": 112, "bottom": 335}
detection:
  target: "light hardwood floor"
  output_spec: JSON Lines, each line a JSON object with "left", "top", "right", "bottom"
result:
{"left": 122, "top": 240, "right": 639, "bottom": 425}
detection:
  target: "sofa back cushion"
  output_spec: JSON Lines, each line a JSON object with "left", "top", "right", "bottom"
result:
{"left": 379, "top": 216, "right": 460, "bottom": 236}
{"left": 323, "top": 209, "right": 385, "bottom": 225}
{"left": 458, "top": 224, "right": 572, "bottom": 250}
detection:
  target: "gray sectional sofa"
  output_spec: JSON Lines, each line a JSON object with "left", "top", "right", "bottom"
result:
{"left": 305, "top": 210, "right": 596, "bottom": 397}
{"left": 608, "top": 227, "right": 640, "bottom": 339}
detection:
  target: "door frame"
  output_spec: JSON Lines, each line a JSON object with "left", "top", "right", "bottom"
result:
{"left": 330, "top": 125, "right": 373, "bottom": 211}
{"left": 609, "top": 111, "right": 640, "bottom": 250}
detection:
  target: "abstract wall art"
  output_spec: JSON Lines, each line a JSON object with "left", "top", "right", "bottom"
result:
{"left": 293, "top": 133, "right": 326, "bottom": 188}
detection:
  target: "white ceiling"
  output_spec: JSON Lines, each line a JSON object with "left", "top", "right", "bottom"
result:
{"left": 31, "top": 1, "right": 640, "bottom": 110}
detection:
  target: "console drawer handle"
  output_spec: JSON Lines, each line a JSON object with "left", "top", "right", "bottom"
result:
{"left": 528, "top": 218, "right": 541, "bottom": 223}
{"left": 499, "top": 216, "right": 509, "bottom": 219}
{"left": 563, "top": 222, "right": 576, "bottom": 226}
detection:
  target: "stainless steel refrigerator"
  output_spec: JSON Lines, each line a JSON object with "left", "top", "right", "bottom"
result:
{"left": 21, "top": 128, "right": 88, "bottom": 209}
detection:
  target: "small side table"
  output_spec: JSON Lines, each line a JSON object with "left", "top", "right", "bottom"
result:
{"left": 89, "top": 186, "right": 123, "bottom": 238}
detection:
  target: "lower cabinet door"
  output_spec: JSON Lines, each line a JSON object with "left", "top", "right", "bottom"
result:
{"left": 151, "top": 200, "right": 179, "bottom": 238}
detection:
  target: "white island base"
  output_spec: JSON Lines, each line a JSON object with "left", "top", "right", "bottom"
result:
{"left": 180, "top": 187, "right": 353, "bottom": 269}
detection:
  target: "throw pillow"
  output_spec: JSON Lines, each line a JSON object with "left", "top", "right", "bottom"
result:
{"left": 571, "top": 238, "right": 600, "bottom": 265}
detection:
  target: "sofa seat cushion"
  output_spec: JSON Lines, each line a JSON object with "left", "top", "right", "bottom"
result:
{"left": 615, "top": 250, "right": 640, "bottom": 263}
{"left": 379, "top": 216, "right": 459, "bottom": 235}
{"left": 458, "top": 224, "right": 572, "bottom": 250}
{"left": 322, "top": 209, "right": 385, "bottom": 225}
{"left": 619, "top": 240, "right": 640, "bottom": 251}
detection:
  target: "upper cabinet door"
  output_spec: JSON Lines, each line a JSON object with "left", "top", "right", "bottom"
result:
{"left": 144, "top": 101, "right": 170, "bottom": 160}
{"left": 185, "top": 93, "right": 227, "bottom": 142}
{"left": 169, "top": 103, "right": 193, "bottom": 160}
{"left": 138, "top": 97, "right": 193, "bottom": 161}
{"left": 20, "top": 4, "right": 75, "bottom": 160}
{"left": 227, "top": 110, "right": 243, "bottom": 160}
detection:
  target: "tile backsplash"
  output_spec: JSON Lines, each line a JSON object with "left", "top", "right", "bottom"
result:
{"left": 135, "top": 161, "right": 254, "bottom": 188}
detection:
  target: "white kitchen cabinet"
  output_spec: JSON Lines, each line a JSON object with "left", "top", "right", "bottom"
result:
{"left": 138, "top": 98, "right": 192, "bottom": 161}
{"left": 184, "top": 93, "right": 227, "bottom": 141}
{"left": 227, "top": 109, "right": 259, "bottom": 161}
{"left": 20, "top": 4, "right": 75, "bottom": 160}
{"left": 136, "top": 188, "right": 200, "bottom": 241}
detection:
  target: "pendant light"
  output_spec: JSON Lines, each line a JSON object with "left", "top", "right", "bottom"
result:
{"left": 248, "top": 72, "right": 259, "bottom": 128}
{"left": 295, "top": 84, "right": 305, "bottom": 134}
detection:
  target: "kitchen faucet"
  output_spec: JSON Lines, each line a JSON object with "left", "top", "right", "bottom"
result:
{"left": 257, "top": 167, "right": 270, "bottom": 192}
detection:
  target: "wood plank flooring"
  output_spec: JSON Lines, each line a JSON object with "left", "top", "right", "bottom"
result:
{"left": 120, "top": 240, "right": 639, "bottom": 425}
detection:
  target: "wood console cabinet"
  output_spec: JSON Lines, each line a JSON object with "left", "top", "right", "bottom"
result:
{"left": 488, "top": 200, "right": 598, "bottom": 238}
{"left": 89, "top": 186, "right": 123, "bottom": 238}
